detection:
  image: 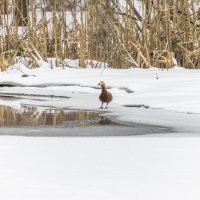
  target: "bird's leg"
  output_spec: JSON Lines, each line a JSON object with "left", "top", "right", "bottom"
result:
{"left": 105, "top": 103, "right": 108, "bottom": 109}
{"left": 100, "top": 102, "right": 103, "bottom": 109}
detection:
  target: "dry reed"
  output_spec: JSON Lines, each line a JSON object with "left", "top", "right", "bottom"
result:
{"left": 0, "top": 0, "right": 199, "bottom": 70}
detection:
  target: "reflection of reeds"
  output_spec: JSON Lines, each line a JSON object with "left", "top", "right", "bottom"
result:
{"left": 0, "top": 105, "right": 99, "bottom": 127}
{"left": 0, "top": 0, "right": 199, "bottom": 69}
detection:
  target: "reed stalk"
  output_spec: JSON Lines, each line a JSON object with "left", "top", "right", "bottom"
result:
{"left": 0, "top": 0, "right": 199, "bottom": 70}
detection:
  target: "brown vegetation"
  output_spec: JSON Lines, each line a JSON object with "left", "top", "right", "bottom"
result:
{"left": 0, "top": 0, "right": 199, "bottom": 70}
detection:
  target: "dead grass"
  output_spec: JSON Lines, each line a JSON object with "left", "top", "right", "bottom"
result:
{"left": 0, "top": 0, "right": 199, "bottom": 70}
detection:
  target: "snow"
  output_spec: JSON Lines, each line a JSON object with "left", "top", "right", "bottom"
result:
{"left": 1, "top": 63, "right": 200, "bottom": 131}
{"left": 1, "top": 60, "right": 200, "bottom": 200}
{"left": 119, "top": 0, "right": 142, "bottom": 14}
{"left": 0, "top": 136, "right": 200, "bottom": 200}
{"left": 0, "top": 10, "right": 78, "bottom": 35}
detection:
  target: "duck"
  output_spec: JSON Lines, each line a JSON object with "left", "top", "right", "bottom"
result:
{"left": 98, "top": 81, "right": 113, "bottom": 109}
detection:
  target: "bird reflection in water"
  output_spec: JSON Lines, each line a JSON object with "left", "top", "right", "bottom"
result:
{"left": 99, "top": 116, "right": 114, "bottom": 125}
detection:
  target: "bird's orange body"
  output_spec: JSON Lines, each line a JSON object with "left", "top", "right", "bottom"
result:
{"left": 98, "top": 81, "right": 113, "bottom": 109}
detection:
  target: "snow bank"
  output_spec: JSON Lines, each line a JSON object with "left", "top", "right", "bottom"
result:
{"left": 1, "top": 65, "right": 200, "bottom": 113}
{"left": 1, "top": 63, "right": 200, "bottom": 131}
{"left": 0, "top": 136, "right": 200, "bottom": 200}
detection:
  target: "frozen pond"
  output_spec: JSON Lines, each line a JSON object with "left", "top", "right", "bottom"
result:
{"left": 0, "top": 105, "right": 173, "bottom": 136}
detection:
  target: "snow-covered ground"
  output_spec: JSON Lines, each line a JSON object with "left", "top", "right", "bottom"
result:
{"left": 0, "top": 136, "right": 200, "bottom": 200}
{"left": 1, "top": 61, "right": 200, "bottom": 132}
{"left": 1, "top": 62, "right": 200, "bottom": 200}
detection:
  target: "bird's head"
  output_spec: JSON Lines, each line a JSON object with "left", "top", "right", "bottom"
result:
{"left": 98, "top": 81, "right": 105, "bottom": 87}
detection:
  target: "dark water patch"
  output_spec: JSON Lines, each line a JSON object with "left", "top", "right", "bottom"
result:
{"left": 0, "top": 84, "right": 15, "bottom": 87}
{"left": 21, "top": 74, "right": 36, "bottom": 78}
{"left": 123, "top": 104, "right": 149, "bottom": 108}
{"left": 119, "top": 87, "right": 134, "bottom": 93}
{"left": 0, "top": 82, "right": 23, "bottom": 87}
{"left": 0, "top": 125, "right": 173, "bottom": 137}
{"left": 0, "top": 105, "right": 174, "bottom": 136}
{"left": 0, "top": 93, "right": 69, "bottom": 99}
